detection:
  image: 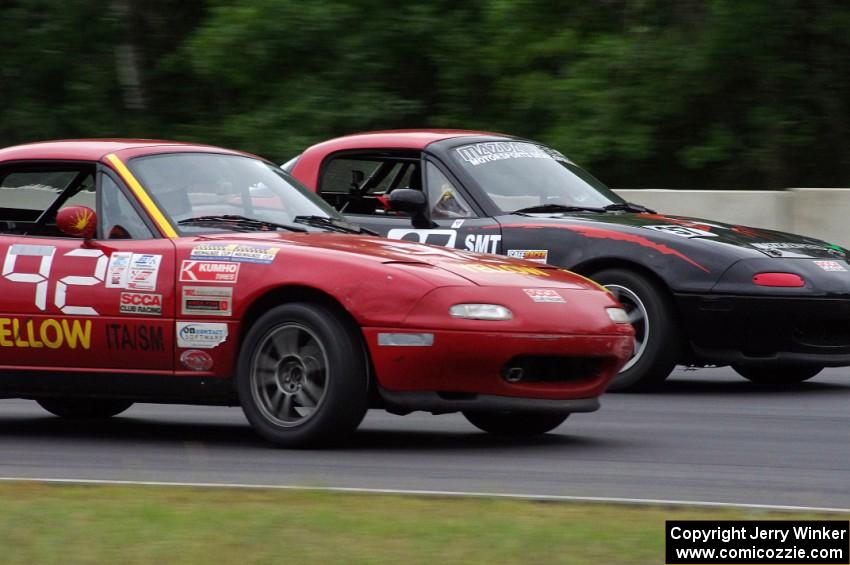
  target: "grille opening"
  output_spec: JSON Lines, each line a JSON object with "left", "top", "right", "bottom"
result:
{"left": 501, "top": 355, "right": 604, "bottom": 383}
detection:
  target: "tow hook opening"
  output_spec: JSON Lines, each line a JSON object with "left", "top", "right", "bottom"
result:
{"left": 502, "top": 367, "right": 525, "bottom": 383}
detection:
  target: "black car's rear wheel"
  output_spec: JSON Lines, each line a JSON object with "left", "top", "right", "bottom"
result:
{"left": 237, "top": 302, "right": 369, "bottom": 448}
{"left": 732, "top": 364, "right": 822, "bottom": 386}
{"left": 592, "top": 268, "right": 681, "bottom": 391}
{"left": 36, "top": 398, "right": 133, "bottom": 419}
{"left": 462, "top": 411, "right": 568, "bottom": 435}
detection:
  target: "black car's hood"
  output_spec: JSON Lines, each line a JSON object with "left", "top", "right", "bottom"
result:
{"left": 511, "top": 211, "right": 848, "bottom": 260}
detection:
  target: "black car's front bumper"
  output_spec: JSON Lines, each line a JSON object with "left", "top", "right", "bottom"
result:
{"left": 676, "top": 294, "right": 850, "bottom": 367}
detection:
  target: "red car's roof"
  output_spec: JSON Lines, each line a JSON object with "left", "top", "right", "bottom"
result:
{"left": 0, "top": 139, "right": 256, "bottom": 162}
{"left": 303, "top": 129, "right": 510, "bottom": 153}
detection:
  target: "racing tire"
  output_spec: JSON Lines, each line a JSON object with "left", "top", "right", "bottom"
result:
{"left": 591, "top": 268, "right": 681, "bottom": 392}
{"left": 732, "top": 365, "right": 822, "bottom": 387}
{"left": 36, "top": 398, "right": 133, "bottom": 419}
{"left": 237, "top": 302, "right": 369, "bottom": 448}
{"left": 462, "top": 411, "right": 569, "bottom": 435}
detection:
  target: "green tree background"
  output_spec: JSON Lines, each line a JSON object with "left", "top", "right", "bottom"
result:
{"left": 2, "top": 0, "right": 849, "bottom": 189}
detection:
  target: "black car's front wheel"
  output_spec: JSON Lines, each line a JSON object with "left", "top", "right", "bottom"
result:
{"left": 732, "top": 364, "right": 822, "bottom": 387}
{"left": 462, "top": 411, "right": 569, "bottom": 435}
{"left": 36, "top": 398, "right": 134, "bottom": 419}
{"left": 237, "top": 302, "right": 369, "bottom": 448}
{"left": 592, "top": 268, "right": 681, "bottom": 391}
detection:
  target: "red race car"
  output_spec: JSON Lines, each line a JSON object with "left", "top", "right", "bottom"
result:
{"left": 0, "top": 140, "right": 633, "bottom": 446}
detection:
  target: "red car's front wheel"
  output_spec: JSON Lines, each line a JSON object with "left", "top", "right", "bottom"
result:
{"left": 237, "top": 302, "right": 369, "bottom": 448}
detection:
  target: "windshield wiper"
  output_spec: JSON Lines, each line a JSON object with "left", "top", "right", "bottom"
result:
{"left": 293, "top": 215, "right": 377, "bottom": 235}
{"left": 177, "top": 214, "right": 307, "bottom": 233}
{"left": 512, "top": 203, "right": 605, "bottom": 214}
{"left": 603, "top": 202, "right": 656, "bottom": 213}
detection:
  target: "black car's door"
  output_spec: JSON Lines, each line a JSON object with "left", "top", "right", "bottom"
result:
{"left": 317, "top": 152, "right": 502, "bottom": 254}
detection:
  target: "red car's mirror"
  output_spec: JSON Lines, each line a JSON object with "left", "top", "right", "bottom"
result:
{"left": 56, "top": 205, "right": 97, "bottom": 239}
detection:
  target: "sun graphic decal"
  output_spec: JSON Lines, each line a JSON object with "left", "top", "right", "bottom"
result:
{"left": 71, "top": 208, "right": 93, "bottom": 233}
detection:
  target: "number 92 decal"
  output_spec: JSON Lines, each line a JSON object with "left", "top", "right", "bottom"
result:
{"left": 2, "top": 244, "right": 108, "bottom": 315}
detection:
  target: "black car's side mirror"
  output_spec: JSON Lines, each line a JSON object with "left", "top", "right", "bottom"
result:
{"left": 388, "top": 188, "right": 426, "bottom": 214}
{"left": 388, "top": 189, "right": 433, "bottom": 228}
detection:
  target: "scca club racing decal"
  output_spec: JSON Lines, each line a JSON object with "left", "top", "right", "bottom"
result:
{"left": 0, "top": 318, "right": 91, "bottom": 349}
{"left": 190, "top": 243, "right": 279, "bottom": 264}
{"left": 176, "top": 322, "right": 228, "bottom": 349}
{"left": 105, "top": 323, "right": 164, "bottom": 351}
{"left": 119, "top": 292, "right": 163, "bottom": 315}
{"left": 180, "top": 261, "right": 239, "bottom": 283}
{"left": 507, "top": 249, "right": 549, "bottom": 263}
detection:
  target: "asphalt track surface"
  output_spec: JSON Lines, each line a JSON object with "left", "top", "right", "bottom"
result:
{"left": 1, "top": 366, "right": 848, "bottom": 509}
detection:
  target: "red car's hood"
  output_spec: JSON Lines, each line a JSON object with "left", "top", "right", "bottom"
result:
{"left": 195, "top": 232, "right": 599, "bottom": 290}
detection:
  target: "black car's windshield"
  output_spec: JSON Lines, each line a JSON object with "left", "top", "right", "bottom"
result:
{"left": 128, "top": 152, "right": 345, "bottom": 235}
{"left": 449, "top": 141, "right": 624, "bottom": 213}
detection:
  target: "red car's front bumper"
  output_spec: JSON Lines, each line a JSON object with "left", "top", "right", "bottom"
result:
{"left": 362, "top": 327, "right": 633, "bottom": 413}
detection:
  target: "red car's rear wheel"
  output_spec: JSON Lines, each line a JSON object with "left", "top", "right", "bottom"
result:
{"left": 462, "top": 411, "right": 569, "bottom": 435}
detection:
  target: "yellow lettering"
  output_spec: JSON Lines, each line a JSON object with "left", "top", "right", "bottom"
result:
{"left": 12, "top": 319, "right": 28, "bottom": 348}
{"left": 40, "top": 319, "right": 63, "bottom": 349}
{"left": 462, "top": 263, "right": 548, "bottom": 276}
{"left": 26, "top": 320, "right": 43, "bottom": 348}
{"left": 61, "top": 319, "right": 91, "bottom": 350}
{"left": 0, "top": 319, "right": 12, "bottom": 347}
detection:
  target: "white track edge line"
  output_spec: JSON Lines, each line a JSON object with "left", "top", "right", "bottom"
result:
{"left": 0, "top": 477, "right": 847, "bottom": 514}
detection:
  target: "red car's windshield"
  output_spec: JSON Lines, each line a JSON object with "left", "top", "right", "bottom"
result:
{"left": 129, "top": 152, "right": 344, "bottom": 234}
{"left": 449, "top": 141, "right": 624, "bottom": 213}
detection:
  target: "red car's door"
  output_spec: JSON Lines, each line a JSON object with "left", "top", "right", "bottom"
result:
{"left": 0, "top": 166, "right": 176, "bottom": 373}
{"left": 0, "top": 237, "right": 176, "bottom": 372}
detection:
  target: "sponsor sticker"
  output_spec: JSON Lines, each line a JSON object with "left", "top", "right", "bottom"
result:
{"left": 455, "top": 142, "right": 570, "bottom": 166}
{"left": 176, "top": 322, "right": 228, "bottom": 349}
{"left": 105, "top": 252, "right": 133, "bottom": 288}
{"left": 507, "top": 249, "right": 549, "bottom": 264}
{"left": 180, "top": 260, "right": 240, "bottom": 283}
{"left": 180, "top": 349, "right": 214, "bottom": 371}
{"left": 753, "top": 242, "right": 828, "bottom": 251}
{"left": 127, "top": 254, "right": 162, "bottom": 291}
{"left": 523, "top": 288, "right": 566, "bottom": 303}
{"left": 181, "top": 286, "right": 233, "bottom": 316}
{"left": 451, "top": 219, "right": 465, "bottom": 229}
{"left": 119, "top": 292, "right": 163, "bottom": 315}
{"left": 190, "top": 243, "right": 279, "bottom": 264}
{"left": 814, "top": 260, "right": 847, "bottom": 272}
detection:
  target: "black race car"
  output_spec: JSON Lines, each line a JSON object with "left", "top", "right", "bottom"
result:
{"left": 287, "top": 130, "right": 850, "bottom": 390}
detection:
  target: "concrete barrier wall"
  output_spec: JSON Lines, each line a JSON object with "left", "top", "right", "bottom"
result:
{"left": 614, "top": 188, "right": 850, "bottom": 248}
